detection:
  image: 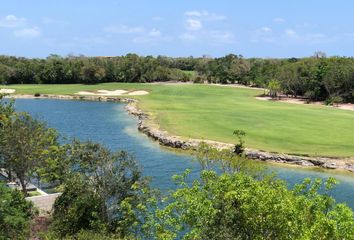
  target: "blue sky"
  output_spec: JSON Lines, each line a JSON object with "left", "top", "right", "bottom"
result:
{"left": 1, "top": 0, "right": 354, "bottom": 58}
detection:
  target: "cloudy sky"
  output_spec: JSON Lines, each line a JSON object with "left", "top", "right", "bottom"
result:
{"left": 1, "top": 0, "right": 354, "bottom": 58}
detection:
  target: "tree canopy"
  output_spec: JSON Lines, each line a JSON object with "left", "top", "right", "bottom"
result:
{"left": 0, "top": 183, "right": 36, "bottom": 240}
{"left": 150, "top": 170, "right": 354, "bottom": 240}
{"left": 1, "top": 53, "right": 354, "bottom": 102}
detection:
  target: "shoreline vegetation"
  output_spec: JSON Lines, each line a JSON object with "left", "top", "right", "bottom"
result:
{"left": 2, "top": 53, "right": 354, "bottom": 105}
{"left": 6, "top": 92, "right": 354, "bottom": 173}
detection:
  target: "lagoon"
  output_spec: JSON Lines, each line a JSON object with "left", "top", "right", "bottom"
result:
{"left": 15, "top": 98, "right": 354, "bottom": 209}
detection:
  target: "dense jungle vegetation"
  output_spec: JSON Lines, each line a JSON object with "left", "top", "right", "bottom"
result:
{"left": 1, "top": 52, "right": 354, "bottom": 103}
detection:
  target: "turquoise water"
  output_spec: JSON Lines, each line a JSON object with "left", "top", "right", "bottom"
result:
{"left": 15, "top": 99, "right": 354, "bottom": 208}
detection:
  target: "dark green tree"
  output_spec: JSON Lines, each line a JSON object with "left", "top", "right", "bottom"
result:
{"left": 0, "top": 183, "right": 36, "bottom": 240}
{"left": 51, "top": 141, "right": 157, "bottom": 238}
{"left": 150, "top": 171, "right": 354, "bottom": 240}
{"left": 0, "top": 112, "right": 59, "bottom": 195}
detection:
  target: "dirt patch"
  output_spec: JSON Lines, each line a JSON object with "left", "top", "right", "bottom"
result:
{"left": 30, "top": 216, "right": 52, "bottom": 240}
{"left": 0, "top": 88, "right": 16, "bottom": 94}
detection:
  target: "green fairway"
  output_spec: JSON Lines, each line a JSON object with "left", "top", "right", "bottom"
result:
{"left": 4, "top": 83, "right": 354, "bottom": 157}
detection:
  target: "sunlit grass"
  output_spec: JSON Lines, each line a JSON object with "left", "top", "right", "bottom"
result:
{"left": 4, "top": 83, "right": 354, "bottom": 157}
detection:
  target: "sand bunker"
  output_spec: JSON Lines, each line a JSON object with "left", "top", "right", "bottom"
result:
{"left": 256, "top": 96, "right": 306, "bottom": 105}
{"left": 76, "top": 89, "right": 127, "bottom": 96}
{"left": 76, "top": 89, "right": 149, "bottom": 96}
{"left": 256, "top": 96, "right": 354, "bottom": 111}
{"left": 0, "top": 88, "right": 16, "bottom": 94}
{"left": 97, "top": 90, "right": 128, "bottom": 95}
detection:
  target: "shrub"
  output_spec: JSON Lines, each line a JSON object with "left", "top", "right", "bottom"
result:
{"left": 193, "top": 76, "right": 203, "bottom": 83}
{"left": 151, "top": 171, "right": 354, "bottom": 240}
{"left": 0, "top": 183, "right": 36, "bottom": 239}
{"left": 325, "top": 96, "right": 344, "bottom": 106}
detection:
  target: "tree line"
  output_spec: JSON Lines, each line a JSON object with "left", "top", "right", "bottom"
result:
{"left": 1, "top": 96, "right": 354, "bottom": 239}
{"left": 1, "top": 53, "right": 354, "bottom": 103}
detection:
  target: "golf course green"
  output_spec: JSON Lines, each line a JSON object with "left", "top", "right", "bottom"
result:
{"left": 4, "top": 83, "right": 354, "bottom": 157}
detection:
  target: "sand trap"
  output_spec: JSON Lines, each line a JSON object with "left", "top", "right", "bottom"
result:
{"left": 77, "top": 89, "right": 128, "bottom": 96}
{"left": 0, "top": 88, "right": 16, "bottom": 94}
{"left": 336, "top": 104, "right": 354, "bottom": 111}
{"left": 96, "top": 90, "right": 128, "bottom": 95}
{"left": 256, "top": 96, "right": 354, "bottom": 111}
{"left": 256, "top": 96, "right": 307, "bottom": 105}
{"left": 76, "top": 89, "right": 149, "bottom": 96}
{"left": 128, "top": 90, "right": 149, "bottom": 96}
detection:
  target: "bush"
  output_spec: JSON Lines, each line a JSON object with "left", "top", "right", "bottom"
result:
{"left": 151, "top": 171, "right": 354, "bottom": 240}
{"left": 325, "top": 96, "right": 344, "bottom": 106}
{"left": 42, "top": 230, "right": 125, "bottom": 240}
{"left": 50, "top": 141, "right": 155, "bottom": 238}
{"left": 193, "top": 76, "right": 203, "bottom": 83}
{"left": 0, "top": 183, "right": 36, "bottom": 239}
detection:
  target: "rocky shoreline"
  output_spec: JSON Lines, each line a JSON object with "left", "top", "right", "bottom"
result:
{"left": 9, "top": 94, "right": 354, "bottom": 173}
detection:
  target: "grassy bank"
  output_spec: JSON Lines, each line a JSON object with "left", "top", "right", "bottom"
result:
{"left": 4, "top": 83, "right": 354, "bottom": 157}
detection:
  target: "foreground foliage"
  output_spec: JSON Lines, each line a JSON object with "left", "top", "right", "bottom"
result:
{"left": 0, "top": 183, "right": 36, "bottom": 240}
{"left": 0, "top": 111, "right": 59, "bottom": 195}
{"left": 150, "top": 171, "right": 354, "bottom": 240}
{"left": 49, "top": 141, "right": 156, "bottom": 239}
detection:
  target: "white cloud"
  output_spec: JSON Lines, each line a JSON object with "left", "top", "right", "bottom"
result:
{"left": 181, "top": 11, "right": 234, "bottom": 44}
{"left": 13, "top": 27, "right": 41, "bottom": 38}
{"left": 209, "top": 31, "right": 235, "bottom": 43}
{"left": 185, "top": 10, "right": 226, "bottom": 21}
{"left": 180, "top": 30, "right": 235, "bottom": 44}
{"left": 261, "top": 27, "right": 272, "bottom": 32}
{"left": 133, "top": 28, "right": 171, "bottom": 44}
{"left": 344, "top": 33, "right": 354, "bottom": 39}
{"left": 284, "top": 29, "right": 298, "bottom": 38}
{"left": 273, "top": 17, "right": 285, "bottom": 23}
{"left": 104, "top": 24, "right": 144, "bottom": 34}
{"left": 41, "top": 17, "right": 69, "bottom": 26}
{"left": 183, "top": 10, "right": 226, "bottom": 35}
{"left": 186, "top": 19, "right": 202, "bottom": 31}
{"left": 179, "top": 32, "right": 197, "bottom": 41}
{"left": 282, "top": 29, "right": 337, "bottom": 44}
{"left": 251, "top": 27, "right": 275, "bottom": 43}
{"left": 251, "top": 19, "right": 339, "bottom": 45}
{"left": 185, "top": 10, "right": 207, "bottom": 17}
{"left": 0, "top": 14, "right": 26, "bottom": 28}
{"left": 301, "top": 33, "right": 336, "bottom": 44}
{"left": 152, "top": 16, "right": 162, "bottom": 21}
{"left": 0, "top": 14, "right": 43, "bottom": 39}
{"left": 149, "top": 28, "right": 161, "bottom": 37}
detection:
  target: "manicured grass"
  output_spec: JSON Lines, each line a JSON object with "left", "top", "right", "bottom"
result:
{"left": 4, "top": 83, "right": 354, "bottom": 157}
{"left": 27, "top": 190, "right": 41, "bottom": 197}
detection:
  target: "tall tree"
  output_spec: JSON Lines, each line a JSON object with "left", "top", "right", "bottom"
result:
{"left": 0, "top": 112, "right": 59, "bottom": 195}
{"left": 51, "top": 141, "right": 156, "bottom": 238}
